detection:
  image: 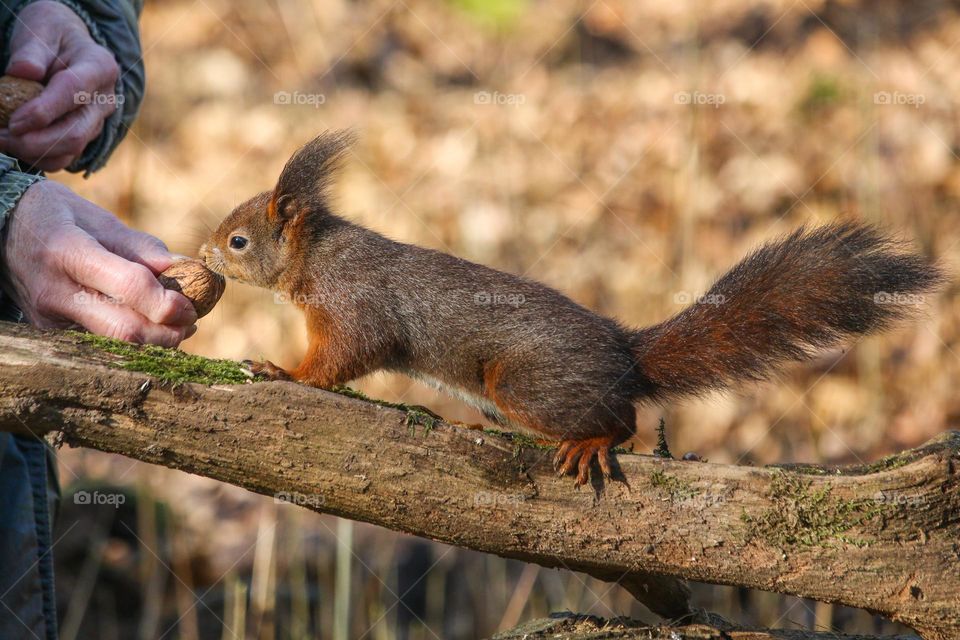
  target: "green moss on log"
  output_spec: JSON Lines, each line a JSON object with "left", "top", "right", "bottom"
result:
{"left": 74, "top": 332, "right": 250, "bottom": 385}
{"left": 74, "top": 332, "right": 455, "bottom": 429}
{"left": 650, "top": 469, "right": 699, "bottom": 502}
{"left": 741, "top": 471, "right": 891, "bottom": 548}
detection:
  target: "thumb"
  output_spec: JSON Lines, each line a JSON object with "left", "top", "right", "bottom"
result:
{"left": 76, "top": 201, "right": 181, "bottom": 274}
{"left": 98, "top": 225, "right": 181, "bottom": 275}
{"left": 6, "top": 34, "right": 59, "bottom": 81}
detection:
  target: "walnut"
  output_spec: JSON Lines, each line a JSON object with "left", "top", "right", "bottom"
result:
{"left": 157, "top": 259, "right": 225, "bottom": 319}
{"left": 0, "top": 76, "right": 43, "bottom": 127}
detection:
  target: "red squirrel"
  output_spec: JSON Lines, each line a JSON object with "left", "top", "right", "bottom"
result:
{"left": 201, "top": 131, "right": 943, "bottom": 486}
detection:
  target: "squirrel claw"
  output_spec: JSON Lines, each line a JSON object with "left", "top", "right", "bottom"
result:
{"left": 245, "top": 359, "right": 292, "bottom": 381}
{"left": 553, "top": 441, "right": 574, "bottom": 472}
{"left": 554, "top": 436, "right": 616, "bottom": 487}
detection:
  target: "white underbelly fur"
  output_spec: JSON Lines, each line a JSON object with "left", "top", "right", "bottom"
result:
{"left": 406, "top": 371, "right": 507, "bottom": 423}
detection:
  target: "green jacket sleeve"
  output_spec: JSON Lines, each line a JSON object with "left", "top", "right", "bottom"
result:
{"left": 0, "top": 153, "right": 42, "bottom": 226}
{"left": 0, "top": 0, "right": 145, "bottom": 176}
{"left": 0, "top": 153, "right": 43, "bottom": 320}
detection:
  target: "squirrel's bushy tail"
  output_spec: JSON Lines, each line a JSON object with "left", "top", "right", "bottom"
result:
{"left": 631, "top": 223, "right": 944, "bottom": 402}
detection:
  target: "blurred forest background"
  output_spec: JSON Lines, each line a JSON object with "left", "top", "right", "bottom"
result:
{"left": 52, "top": 0, "right": 960, "bottom": 637}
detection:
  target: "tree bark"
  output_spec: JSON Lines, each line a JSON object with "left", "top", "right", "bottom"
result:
{"left": 0, "top": 322, "right": 957, "bottom": 638}
{"left": 491, "top": 613, "right": 924, "bottom": 639}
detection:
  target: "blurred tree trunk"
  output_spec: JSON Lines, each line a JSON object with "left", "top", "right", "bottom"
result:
{"left": 0, "top": 322, "right": 957, "bottom": 639}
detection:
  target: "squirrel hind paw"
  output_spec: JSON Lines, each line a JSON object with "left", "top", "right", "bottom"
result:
{"left": 554, "top": 436, "right": 615, "bottom": 487}
{"left": 244, "top": 359, "right": 292, "bottom": 382}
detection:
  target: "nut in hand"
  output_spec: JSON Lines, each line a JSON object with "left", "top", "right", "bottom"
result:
{"left": 0, "top": 75, "right": 43, "bottom": 127}
{"left": 157, "top": 259, "right": 225, "bottom": 319}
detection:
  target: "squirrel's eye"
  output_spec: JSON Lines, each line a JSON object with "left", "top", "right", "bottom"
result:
{"left": 229, "top": 236, "right": 249, "bottom": 251}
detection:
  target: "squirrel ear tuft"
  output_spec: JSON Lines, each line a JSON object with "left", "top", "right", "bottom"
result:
{"left": 274, "top": 130, "right": 354, "bottom": 216}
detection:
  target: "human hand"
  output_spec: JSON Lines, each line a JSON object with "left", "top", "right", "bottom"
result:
{"left": 0, "top": 1, "right": 121, "bottom": 171}
{"left": 3, "top": 181, "right": 197, "bottom": 346}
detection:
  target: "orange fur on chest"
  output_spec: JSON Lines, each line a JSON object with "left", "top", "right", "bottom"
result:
{"left": 291, "top": 305, "right": 358, "bottom": 388}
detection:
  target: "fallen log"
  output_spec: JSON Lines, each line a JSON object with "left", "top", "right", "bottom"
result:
{"left": 0, "top": 322, "right": 957, "bottom": 638}
{"left": 492, "top": 613, "right": 924, "bottom": 639}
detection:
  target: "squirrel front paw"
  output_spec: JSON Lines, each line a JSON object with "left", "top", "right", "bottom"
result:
{"left": 243, "top": 359, "right": 292, "bottom": 381}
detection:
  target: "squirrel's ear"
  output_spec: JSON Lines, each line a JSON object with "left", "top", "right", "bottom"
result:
{"left": 267, "top": 193, "right": 295, "bottom": 223}
{"left": 274, "top": 130, "right": 354, "bottom": 217}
